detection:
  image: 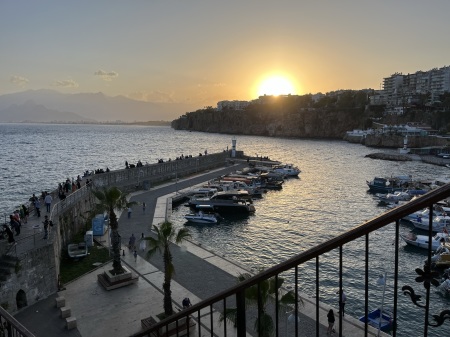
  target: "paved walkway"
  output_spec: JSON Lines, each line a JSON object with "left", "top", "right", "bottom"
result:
{"left": 13, "top": 163, "right": 385, "bottom": 337}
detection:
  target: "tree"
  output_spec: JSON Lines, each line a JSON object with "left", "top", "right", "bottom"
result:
{"left": 220, "top": 272, "right": 301, "bottom": 337}
{"left": 145, "top": 221, "right": 191, "bottom": 316}
{"left": 91, "top": 186, "right": 136, "bottom": 275}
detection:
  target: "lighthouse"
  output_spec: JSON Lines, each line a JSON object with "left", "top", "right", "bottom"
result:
{"left": 399, "top": 135, "right": 410, "bottom": 154}
{"left": 231, "top": 137, "right": 237, "bottom": 158}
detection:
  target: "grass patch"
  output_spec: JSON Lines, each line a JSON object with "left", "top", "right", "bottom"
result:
{"left": 59, "top": 240, "right": 112, "bottom": 285}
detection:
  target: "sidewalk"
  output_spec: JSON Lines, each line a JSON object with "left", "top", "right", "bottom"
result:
{"left": 14, "top": 164, "right": 384, "bottom": 336}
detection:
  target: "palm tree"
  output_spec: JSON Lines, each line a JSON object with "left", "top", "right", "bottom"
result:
{"left": 145, "top": 221, "right": 191, "bottom": 317}
{"left": 92, "top": 186, "right": 136, "bottom": 275}
{"left": 220, "top": 272, "right": 301, "bottom": 337}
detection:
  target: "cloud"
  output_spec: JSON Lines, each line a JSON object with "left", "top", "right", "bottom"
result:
{"left": 94, "top": 69, "right": 119, "bottom": 81}
{"left": 51, "top": 79, "right": 79, "bottom": 88}
{"left": 10, "top": 75, "right": 29, "bottom": 87}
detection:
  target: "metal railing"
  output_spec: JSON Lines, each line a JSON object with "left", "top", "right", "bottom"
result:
{"left": 0, "top": 306, "right": 34, "bottom": 337}
{"left": 132, "top": 183, "right": 450, "bottom": 337}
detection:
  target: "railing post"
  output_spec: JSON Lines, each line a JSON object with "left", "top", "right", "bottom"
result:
{"left": 236, "top": 289, "right": 246, "bottom": 337}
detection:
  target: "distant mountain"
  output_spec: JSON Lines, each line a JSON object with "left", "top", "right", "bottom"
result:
{"left": 0, "top": 89, "right": 196, "bottom": 122}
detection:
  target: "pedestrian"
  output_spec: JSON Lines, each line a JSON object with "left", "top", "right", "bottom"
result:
{"left": 42, "top": 215, "right": 49, "bottom": 240}
{"left": 129, "top": 234, "right": 136, "bottom": 250}
{"left": 139, "top": 233, "right": 146, "bottom": 251}
{"left": 44, "top": 192, "right": 53, "bottom": 213}
{"left": 3, "top": 224, "right": 15, "bottom": 244}
{"left": 182, "top": 297, "right": 192, "bottom": 309}
{"left": 142, "top": 202, "right": 146, "bottom": 213}
{"left": 133, "top": 250, "right": 138, "bottom": 262}
{"left": 9, "top": 215, "right": 20, "bottom": 235}
{"left": 127, "top": 207, "right": 132, "bottom": 219}
{"left": 337, "top": 289, "right": 346, "bottom": 316}
{"left": 34, "top": 199, "right": 41, "bottom": 217}
{"left": 327, "top": 309, "right": 335, "bottom": 335}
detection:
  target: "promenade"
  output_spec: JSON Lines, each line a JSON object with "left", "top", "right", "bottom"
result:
{"left": 13, "top": 162, "right": 385, "bottom": 337}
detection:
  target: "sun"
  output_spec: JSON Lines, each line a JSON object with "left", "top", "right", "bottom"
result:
{"left": 257, "top": 76, "right": 296, "bottom": 97}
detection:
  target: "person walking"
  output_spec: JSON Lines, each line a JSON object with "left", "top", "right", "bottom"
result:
{"left": 3, "top": 224, "right": 15, "bottom": 244}
{"left": 139, "top": 233, "right": 146, "bottom": 251}
{"left": 129, "top": 233, "right": 136, "bottom": 250}
{"left": 142, "top": 202, "right": 146, "bottom": 213}
{"left": 34, "top": 199, "right": 41, "bottom": 218}
{"left": 42, "top": 215, "right": 49, "bottom": 239}
{"left": 9, "top": 215, "right": 20, "bottom": 235}
{"left": 337, "top": 289, "right": 346, "bottom": 316}
{"left": 127, "top": 207, "right": 132, "bottom": 219}
{"left": 133, "top": 250, "right": 138, "bottom": 262}
{"left": 327, "top": 309, "right": 335, "bottom": 335}
{"left": 44, "top": 193, "right": 53, "bottom": 213}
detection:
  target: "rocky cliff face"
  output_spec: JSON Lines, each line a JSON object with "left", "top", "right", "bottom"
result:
{"left": 172, "top": 108, "right": 363, "bottom": 139}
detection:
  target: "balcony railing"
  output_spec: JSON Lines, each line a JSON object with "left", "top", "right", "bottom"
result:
{"left": 132, "top": 183, "right": 450, "bottom": 337}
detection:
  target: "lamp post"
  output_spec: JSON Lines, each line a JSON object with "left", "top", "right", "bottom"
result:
{"left": 376, "top": 272, "right": 387, "bottom": 337}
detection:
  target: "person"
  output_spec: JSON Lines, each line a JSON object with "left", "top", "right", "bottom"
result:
{"left": 139, "top": 233, "right": 146, "bottom": 251}
{"left": 42, "top": 215, "right": 49, "bottom": 240}
{"left": 128, "top": 207, "right": 132, "bottom": 219}
{"left": 44, "top": 192, "right": 53, "bottom": 213}
{"left": 337, "top": 289, "right": 346, "bottom": 316}
{"left": 129, "top": 234, "right": 136, "bottom": 250}
{"left": 9, "top": 215, "right": 20, "bottom": 235}
{"left": 34, "top": 199, "right": 41, "bottom": 218}
{"left": 142, "top": 202, "right": 146, "bottom": 213}
{"left": 21, "top": 204, "right": 29, "bottom": 223}
{"left": 327, "top": 309, "right": 335, "bottom": 335}
{"left": 133, "top": 250, "right": 138, "bottom": 262}
{"left": 182, "top": 297, "right": 192, "bottom": 309}
{"left": 3, "top": 224, "right": 15, "bottom": 244}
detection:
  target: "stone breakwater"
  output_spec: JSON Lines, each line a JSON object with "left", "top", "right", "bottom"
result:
{"left": 365, "top": 152, "right": 450, "bottom": 167}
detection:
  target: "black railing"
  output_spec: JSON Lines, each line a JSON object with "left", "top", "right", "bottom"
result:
{"left": 132, "top": 183, "right": 450, "bottom": 337}
{"left": 0, "top": 306, "right": 34, "bottom": 337}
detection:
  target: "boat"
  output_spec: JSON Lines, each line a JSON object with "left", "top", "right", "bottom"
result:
{"left": 67, "top": 242, "right": 88, "bottom": 259}
{"left": 366, "top": 175, "right": 412, "bottom": 194}
{"left": 184, "top": 211, "right": 219, "bottom": 224}
{"left": 187, "top": 191, "right": 256, "bottom": 214}
{"left": 400, "top": 231, "right": 450, "bottom": 250}
{"left": 359, "top": 308, "right": 394, "bottom": 332}
{"left": 271, "top": 164, "right": 301, "bottom": 177}
{"left": 410, "top": 215, "right": 450, "bottom": 232}
{"left": 375, "top": 191, "right": 412, "bottom": 205}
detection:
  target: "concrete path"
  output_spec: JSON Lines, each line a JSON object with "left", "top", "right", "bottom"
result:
{"left": 13, "top": 163, "right": 385, "bottom": 337}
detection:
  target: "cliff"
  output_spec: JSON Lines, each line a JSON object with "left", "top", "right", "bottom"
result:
{"left": 171, "top": 108, "right": 363, "bottom": 139}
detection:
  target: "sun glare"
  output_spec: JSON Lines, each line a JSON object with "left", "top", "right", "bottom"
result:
{"left": 257, "top": 76, "right": 296, "bottom": 97}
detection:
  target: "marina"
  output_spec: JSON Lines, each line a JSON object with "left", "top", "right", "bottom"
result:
{"left": 2, "top": 124, "right": 450, "bottom": 336}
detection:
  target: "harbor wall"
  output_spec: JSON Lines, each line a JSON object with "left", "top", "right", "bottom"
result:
{"left": 0, "top": 151, "right": 240, "bottom": 313}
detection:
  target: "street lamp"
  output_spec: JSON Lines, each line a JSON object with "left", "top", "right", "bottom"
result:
{"left": 376, "top": 272, "right": 387, "bottom": 337}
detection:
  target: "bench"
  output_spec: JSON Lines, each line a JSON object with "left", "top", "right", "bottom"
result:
{"left": 66, "top": 316, "right": 77, "bottom": 330}
{"left": 141, "top": 315, "right": 196, "bottom": 337}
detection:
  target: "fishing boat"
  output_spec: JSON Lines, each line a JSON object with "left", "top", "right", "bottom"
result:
{"left": 359, "top": 308, "right": 394, "bottom": 332}
{"left": 271, "top": 164, "right": 301, "bottom": 177}
{"left": 400, "top": 230, "right": 450, "bottom": 250}
{"left": 184, "top": 211, "right": 219, "bottom": 224}
{"left": 187, "top": 191, "right": 256, "bottom": 214}
{"left": 410, "top": 215, "right": 450, "bottom": 232}
{"left": 366, "top": 175, "right": 412, "bottom": 194}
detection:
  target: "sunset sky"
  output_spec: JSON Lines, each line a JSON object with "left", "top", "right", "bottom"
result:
{"left": 2, "top": 0, "right": 450, "bottom": 110}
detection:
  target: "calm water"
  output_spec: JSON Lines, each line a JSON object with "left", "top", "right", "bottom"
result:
{"left": 1, "top": 123, "right": 449, "bottom": 336}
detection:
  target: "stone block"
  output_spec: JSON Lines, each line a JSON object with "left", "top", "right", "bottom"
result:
{"left": 66, "top": 317, "right": 77, "bottom": 330}
{"left": 60, "top": 306, "right": 71, "bottom": 318}
{"left": 55, "top": 296, "right": 66, "bottom": 308}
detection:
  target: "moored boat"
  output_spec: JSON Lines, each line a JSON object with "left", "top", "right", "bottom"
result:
{"left": 184, "top": 211, "right": 219, "bottom": 224}
{"left": 68, "top": 242, "right": 88, "bottom": 259}
{"left": 188, "top": 191, "right": 256, "bottom": 214}
{"left": 400, "top": 231, "right": 450, "bottom": 250}
{"left": 366, "top": 175, "right": 412, "bottom": 194}
{"left": 410, "top": 215, "right": 450, "bottom": 232}
{"left": 359, "top": 308, "right": 394, "bottom": 332}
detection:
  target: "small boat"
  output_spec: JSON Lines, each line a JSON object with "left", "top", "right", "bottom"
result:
{"left": 271, "top": 164, "right": 301, "bottom": 177}
{"left": 366, "top": 175, "right": 412, "bottom": 194}
{"left": 184, "top": 212, "right": 218, "bottom": 224}
{"left": 410, "top": 215, "right": 450, "bottom": 232}
{"left": 359, "top": 308, "right": 394, "bottom": 332}
{"left": 400, "top": 231, "right": 450, "bottom": 250}
{"left": 67, "top": 242, "right": 88, "bottom": 259}
{"left": 375, "top": 191, "right": 412, "bottom": 204}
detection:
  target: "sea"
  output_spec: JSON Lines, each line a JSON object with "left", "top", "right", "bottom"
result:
{"left": 1, "top": 123, "right": 449, "bottom": 336}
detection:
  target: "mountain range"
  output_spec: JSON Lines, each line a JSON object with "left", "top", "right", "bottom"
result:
{"left": 0, "top": 90, "right": 196, "bottom": 123}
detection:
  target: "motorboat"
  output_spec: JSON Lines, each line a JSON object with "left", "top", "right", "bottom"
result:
{"left": 68, "top": 242, "right": 88, "bottom": 259}
{"left": 187, "top": 191, "right": 256, "bottom": 214}
{"left": 271, "top": 164, "right": 301, "bottom": 177}
{"left": 359, "top": 308, "right": 394, "bottom": 332}
{"left": 400, "top": 231, "right": 450, "bottom": 250}
{"left": 184, "top": 212, "right": 218, "bottom": 224}
{"left": 366, "top": 175, "right": 412, "bottom": 194}
{"left": 375, "top": 191, "right": 412, "bottom": 205}
{"left": 410, "top": 215, "right": 450, "bottom": 232}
